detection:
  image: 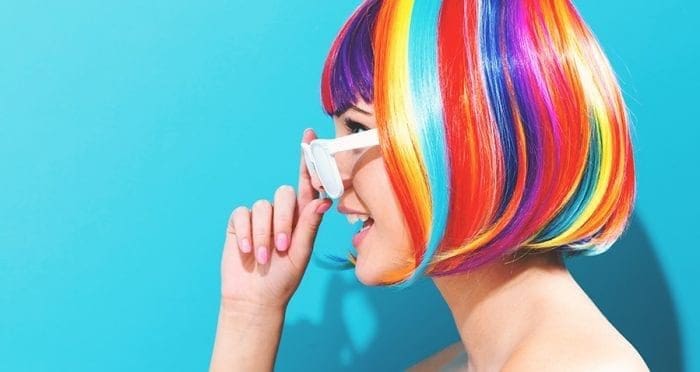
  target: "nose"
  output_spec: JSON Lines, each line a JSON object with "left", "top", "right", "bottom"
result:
{"left": 334, "top": 151, "right": 355, "bottom": 190}
{"left": 309, "top": 168, "right": 353, "bottom": 198}
{"left": 308, "top": 153, "right": 355, "bottom": 198}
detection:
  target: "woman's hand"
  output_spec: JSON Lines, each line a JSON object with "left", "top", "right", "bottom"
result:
{"left": 219, "top": 128, "right": 332, "bottom": 313}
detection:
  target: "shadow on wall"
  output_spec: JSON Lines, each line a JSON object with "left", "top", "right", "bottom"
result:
{"left": 276, "top": 213, "right": 683, "bottom": 371}
{"left": 277, "top": 272, "right": 460, "bottom": 370}
{"left": 566, "top": 213, "right": 684, "bottom": 372}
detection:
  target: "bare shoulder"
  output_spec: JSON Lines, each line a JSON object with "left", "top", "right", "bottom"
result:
{"left": 502, "top": 322, "right": 649, "bottom": 372}
{"left": 406, "top": 341, "right": 467, "bottom": 372}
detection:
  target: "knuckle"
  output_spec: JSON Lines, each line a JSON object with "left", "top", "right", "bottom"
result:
{"left": 253, "top": 217, "right": 271, "bottom": 231}
{"left": 274, "top": 215, "right": 292, "bottom": 229}
{"left": 253, "top": 231, "right": 270, "bottom": 240}
{"left": 275, "top": 216, "right": 293, "bottom": 230}
{"left": 307, "top": 220, "right": 321, "bottom": 233}
{"left": 274, "top": 204, "right": 293, "bottom": 218}
{"left": 304, "top": 213, "right": 322, "bottom": 232}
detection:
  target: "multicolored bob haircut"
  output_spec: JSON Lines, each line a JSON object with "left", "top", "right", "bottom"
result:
{"left": 319, "top": 0, "right": 636, "bottom": 289}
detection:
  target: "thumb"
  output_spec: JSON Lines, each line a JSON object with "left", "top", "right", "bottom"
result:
{"left": 288, "top": 197, "right": 333, "bottom": 265}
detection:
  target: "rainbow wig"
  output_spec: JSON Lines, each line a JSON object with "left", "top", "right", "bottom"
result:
{"left": 320, "top": 0, "right": 636, "bottom": 289}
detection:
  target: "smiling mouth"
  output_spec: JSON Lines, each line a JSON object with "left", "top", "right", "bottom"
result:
{"left": 353, "top": 217, "right": 374, "bottom": 248}
{"left": 359, "top": 216, "right": 374, "bottom": 231}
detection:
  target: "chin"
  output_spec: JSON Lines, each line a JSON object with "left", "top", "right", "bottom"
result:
{"left": 354, "top": 256, "right": 409, "bottom": 287}
{"left": 353, "top": 256, "right": 384, "bottom": 286}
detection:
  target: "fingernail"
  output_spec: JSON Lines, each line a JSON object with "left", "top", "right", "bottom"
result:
{"left": 315, "top": 200, "right": 331, "bottom": 214}
{"left": 256, "top": 246, "right": 268, "bottom": 264}
{"left": 275, "top": 233, "right": 289, "bottom": 251}
{"left": 241, "top": 238, "right": 252, "bottom": 253}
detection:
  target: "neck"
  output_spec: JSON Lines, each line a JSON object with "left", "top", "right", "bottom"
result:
{"left": 431, "top": 250, "right": 578, "bottom": 370}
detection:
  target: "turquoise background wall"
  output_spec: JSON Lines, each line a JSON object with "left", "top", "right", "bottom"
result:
{"left": 0, "top": 1, "right": 696, "bottom": 371}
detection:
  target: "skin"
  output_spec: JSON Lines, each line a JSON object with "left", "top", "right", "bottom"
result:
{"left": 210, "top": 128, "right": 333, "bottom": 371}
{"left": 210, "top": 98, "right": 649, "bottom": 371}
{"left": 318, "top": 102, "right": 416, "bottom": 285}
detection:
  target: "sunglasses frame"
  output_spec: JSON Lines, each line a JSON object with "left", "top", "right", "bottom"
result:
{"left": 300, "top": 128, "right": 380, "bottom": 199}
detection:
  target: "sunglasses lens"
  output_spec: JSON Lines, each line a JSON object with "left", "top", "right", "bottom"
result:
{"left": 302, "top": 145, "right": 318, "bottom": 178}
{"left": 310, "top": 144, "right": 342, "bottom": 198}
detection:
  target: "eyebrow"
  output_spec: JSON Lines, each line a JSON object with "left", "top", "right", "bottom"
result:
{"left": 349, "top": 105, "right": 374, "bottom": 116}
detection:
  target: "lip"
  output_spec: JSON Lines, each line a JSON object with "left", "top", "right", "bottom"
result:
{"left": 352, "top": 220, "right": 374, "bottom": 248}
{"left": 338, "top": 205, "right": 370, "bottom": 215}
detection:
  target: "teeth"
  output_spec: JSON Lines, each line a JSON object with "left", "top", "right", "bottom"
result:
{"left": 346, "top": 213, "right": 371, "bottom": 225}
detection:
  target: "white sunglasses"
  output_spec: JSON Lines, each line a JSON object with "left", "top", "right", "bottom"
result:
{"left": 301, "top": 128, "right": 379, "bottom": 199}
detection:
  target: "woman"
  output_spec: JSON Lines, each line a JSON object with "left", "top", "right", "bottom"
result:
{"left": 210, "top": 0, "right": 649, "bottom": 370}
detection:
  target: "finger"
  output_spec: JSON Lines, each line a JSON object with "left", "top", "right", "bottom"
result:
{"left": 273, "top": 185, "right": 296, "bottom": 252}
{"left": 221, "top": 222, "right": 256, "bottom": 295}
{"left": 230, "top": 206, "right": 252, "bottom": 254}
{"left": 224, "top": 216, "right": 241, "bottom": 257}
{"left": 288, "top": 197, "right": 333, "bottom": 267}
{"left": 297, "top": 128, "right": 319, "bottom": 219}
{"left": 251, "top": 199, "right": 273, "bottom": 265}
{"left": 222, "top": 224, "right": 249, "bottom": 274}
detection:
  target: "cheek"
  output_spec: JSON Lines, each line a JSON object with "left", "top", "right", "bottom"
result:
{"left": 354, "top": 235, "right": 414, "bottom": 286}
{"left": 362, "top": 161, "right": 409, "bottom": 241}
{"left": 353, "top": 160, "right": 415, "bottom": 285}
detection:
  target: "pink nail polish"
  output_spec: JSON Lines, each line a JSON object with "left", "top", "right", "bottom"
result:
{"left": 276, "top": 233, "right": 289, "bottom": 251}
{"left": 316, "top": 200, "right": 331, "bottom": 214}
{"left": 241, "top": 238, "right": 252, "bottom": 253}
{"left": 257, "top": 246, "right": 268, "bottom": 264}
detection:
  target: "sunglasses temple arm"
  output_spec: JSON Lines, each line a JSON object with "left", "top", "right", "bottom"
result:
{"left": 325, "top": 129, "right": 379, "bottom": 154}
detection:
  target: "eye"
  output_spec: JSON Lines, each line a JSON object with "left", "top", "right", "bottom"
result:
{"left": 344, "top": 118, "right": 369, "bottom": 134}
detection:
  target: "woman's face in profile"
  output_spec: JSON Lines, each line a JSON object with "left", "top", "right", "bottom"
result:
{"left": 314, "top": 98, "right": 414, "bottom": 285}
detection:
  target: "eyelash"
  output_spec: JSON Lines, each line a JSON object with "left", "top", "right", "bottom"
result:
{"left": 344, "top": 118, "right": 369, "bottom": 134}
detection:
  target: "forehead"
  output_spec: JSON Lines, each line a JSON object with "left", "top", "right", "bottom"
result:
{"left": 336, "top": 100, "right": 375, "bottom": 119}
{"left": 353, "top": 99, "right": 374, "bottom": 115}
{"left": 331, "top": 101, "right": 376, "bottom": 121}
